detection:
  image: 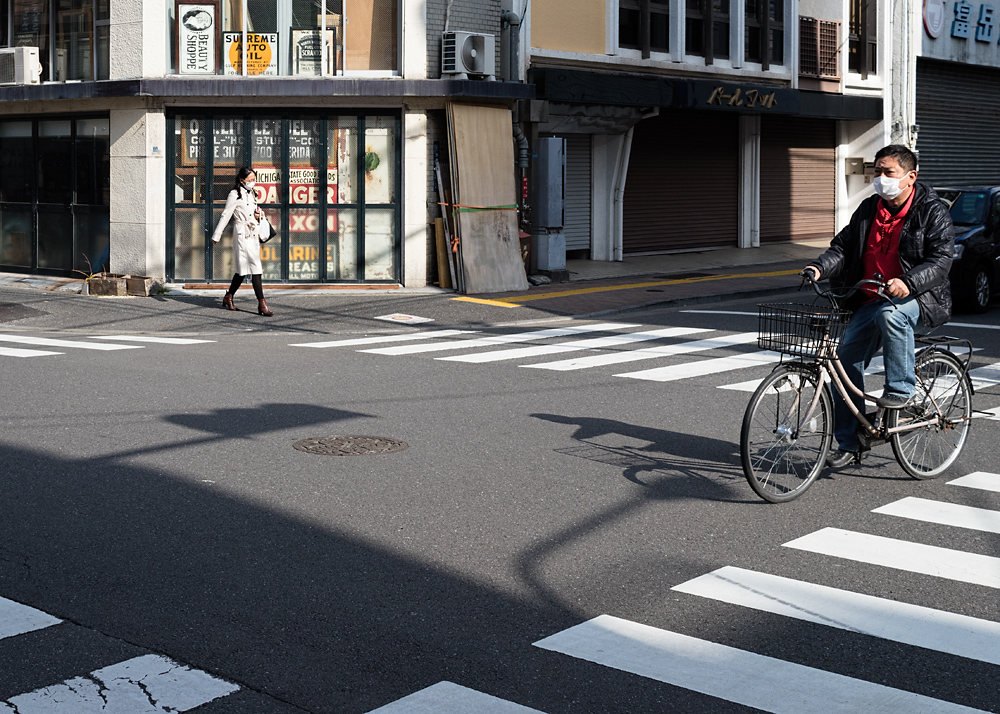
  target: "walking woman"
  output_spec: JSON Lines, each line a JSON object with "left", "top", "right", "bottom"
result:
{"left": 211, "top": 166, "right": 274, "bottom": 316}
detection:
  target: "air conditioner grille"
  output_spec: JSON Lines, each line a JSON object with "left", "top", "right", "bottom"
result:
{"left": 0, "top": 54, "right": 14, "bottom": 85}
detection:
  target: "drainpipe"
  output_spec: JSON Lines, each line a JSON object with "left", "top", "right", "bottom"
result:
{"left": 502, "top": 10, "right": 522, "bottom": 81}
{"left": 613, "top": 108, "right": 658, "bottom": 261}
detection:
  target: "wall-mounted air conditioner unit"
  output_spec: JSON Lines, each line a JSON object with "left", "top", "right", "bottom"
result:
{"left": 442, "top": 31, "right": 496, "bottom": 80}
{"left": 0, "top": 47, "right": 42, "bottom": 86}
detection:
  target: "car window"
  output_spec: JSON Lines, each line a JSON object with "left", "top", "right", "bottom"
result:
{"left": 942, "top": 191, "right": 989, "bottom": 225}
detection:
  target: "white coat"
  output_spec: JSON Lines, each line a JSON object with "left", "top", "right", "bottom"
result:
{"left": 211, "top": 186, "right": 268, "bottom": 275}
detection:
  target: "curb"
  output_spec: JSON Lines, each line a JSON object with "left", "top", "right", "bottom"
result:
{"left": 565, "top": 284, "right": 802, "bottom": 320}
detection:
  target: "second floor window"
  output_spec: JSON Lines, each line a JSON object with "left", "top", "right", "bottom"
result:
{"left": 0, "top": 0, "right": 110, "bottom": 81}
{"left": 848, "top": 0, "right": 876, "bottom": 78}
{"left": 686, "top": 0, "right": 729, "bottom": 63}
{"left": 745, "top": 0, "right": 783, "bottom": 68}
{"left": 619, "top": 1, "right": 669, "bottom": 57}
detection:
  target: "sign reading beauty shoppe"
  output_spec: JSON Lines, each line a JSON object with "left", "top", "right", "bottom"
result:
{"left": 176, "top": 1, "right": 217, "bottom": 74}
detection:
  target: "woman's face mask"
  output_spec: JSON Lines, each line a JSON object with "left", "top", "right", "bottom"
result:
{"left": 243, "top": 180, "right": 256, "bottom": 190}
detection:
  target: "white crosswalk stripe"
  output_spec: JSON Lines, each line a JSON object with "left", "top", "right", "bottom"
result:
{"left": 873, "top": 497, "right": 1000, "bottom": 534}
{"left": 88, "top": 335, "right": 216, "bottom": 344}
{"left": 0, "top": 597, "right": 60, "bottom": 641}
{"left": 1, "top": 654, "right": 238, "bottom": 713}
{"left": 672, "top": 566, "right": 1000, "bottom": 666}
{"left": 948, "top": 471, "right": 1000, "bottom": 492}
{"left": 290, "top": 329, "right": 479, "bottom": 348}
{"left": 522, "top": 332, "right": 757, "bottom": 371}
{"left": 436, "top": 327, "right": 711, "bottom": 364}
{"left": 533, "top": 615, "right": 987, "bottom": 714}
{"left": 784, "top": 527, "right": 1000, "bottom": 589}
{"left": 0, "top": 335, "right": 143, "bottom": 351}
{"left": 360, "top": 323, "right": 639, "bottom": 356}
{"left": 0, "top": 333, "right": 214, "bottom": 360}
{"left": 0, "top": 597, "right": 238, "bottom": 713}
{"left": 365, "top": 681, "right": 546, "bottom": 713}
{"left": 616, "top": 349, "right": 782, "bottom": 382}
{"left": 0, "top": 346, "right": 62, "bottom": 358}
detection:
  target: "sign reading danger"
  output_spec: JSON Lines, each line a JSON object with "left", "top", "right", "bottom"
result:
{"left": 224, "top": 32, "right": 278, "bottom": 76}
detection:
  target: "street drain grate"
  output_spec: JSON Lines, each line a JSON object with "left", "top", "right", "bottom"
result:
{"left": 292, "top": 435, "right": 409, "bottom": 456}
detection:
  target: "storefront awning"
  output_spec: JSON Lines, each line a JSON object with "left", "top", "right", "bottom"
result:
{"left": 0, "top": 78, "right": 536, "bottom": 103}
{"left": 529, "top": 68, "right": 882, "bottom": 121}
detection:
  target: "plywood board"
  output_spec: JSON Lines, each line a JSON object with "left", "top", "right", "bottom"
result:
{"left": 447, "top": 103, "right": 529, "bottom": 294}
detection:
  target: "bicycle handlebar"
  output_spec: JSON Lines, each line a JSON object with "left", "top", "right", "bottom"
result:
{"left": 798, "top": 269, "right": 893, "bottom": 308}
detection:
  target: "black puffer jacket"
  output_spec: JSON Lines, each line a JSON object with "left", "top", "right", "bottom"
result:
{"left": 808, "top": 182, "right": 954, "bottom": 329}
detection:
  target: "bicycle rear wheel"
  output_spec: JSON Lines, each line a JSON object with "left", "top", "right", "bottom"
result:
{"left": 889, "top": 350, "right": 972, "bottom": 479}
{"left": 741, "top": 365, "right": 832, "bottom": 503}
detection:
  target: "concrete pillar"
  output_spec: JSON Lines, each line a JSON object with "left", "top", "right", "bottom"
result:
{"left": 109, "top": 107, "right": 167, "bottom": 280}
{"left": 403, "top": 0, "right": 428, "bottom": 79}
{"left": 738, "top": 115, "right": 760, "bottom": 249}
{"left": 403, "top": 108, "right": 429, "bottom": 287}
{"left": 590, "top": 133, "right": 621, "bottom": 262}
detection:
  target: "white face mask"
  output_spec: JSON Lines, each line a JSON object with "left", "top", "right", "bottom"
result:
{"left": 873, "top": 175, "right": 905, "bottom": 200}
{"left": 243, "top": 180, "right": 256, "bottom": 190}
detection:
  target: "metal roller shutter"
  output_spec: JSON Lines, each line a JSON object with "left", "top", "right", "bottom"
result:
{"left": 623, "top": 112, "right": 739, "bottom": 254}
{"left": 760, "top": 116, "right": 836, "bottom": 243}
{"left": 916, "top": 58, "right": 1000, "bottom": 185}
{"left": 564, "top": 135, "right": 592, "bottom": 252}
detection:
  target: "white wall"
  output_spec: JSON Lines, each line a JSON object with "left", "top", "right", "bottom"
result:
{"left": 835, "top": 119, "right": 883, "bottom": 233}
{"left": 110, "top": 2, "right": 167, "bottom": 79}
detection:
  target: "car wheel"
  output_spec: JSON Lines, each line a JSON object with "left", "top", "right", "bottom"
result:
{"left": 966, "top": 265, "right": 992, "bottom": 313}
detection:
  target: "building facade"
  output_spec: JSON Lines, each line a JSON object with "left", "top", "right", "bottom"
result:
{"left": 0, "top": 0, "right": 531, "bottom": 286}
{"left": 913, "top": 0, "right": 1000, "bottom": 185}
{"left": 522, "top": 0, "right": 893, "bottom": 261}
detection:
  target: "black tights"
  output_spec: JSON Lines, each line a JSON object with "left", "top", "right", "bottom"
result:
{"left": 227, "top": 273, "right": 264, "bottom": 301}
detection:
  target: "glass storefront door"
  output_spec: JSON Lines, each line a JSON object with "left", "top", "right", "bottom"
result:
{"left": 168, "top": 111, "right": 400, "bottom": 283}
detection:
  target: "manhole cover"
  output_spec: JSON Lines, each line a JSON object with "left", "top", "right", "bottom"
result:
{"left": 293, "top": 435, "right": 409, "bottom": 456}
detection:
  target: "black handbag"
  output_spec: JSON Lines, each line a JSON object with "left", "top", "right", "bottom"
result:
{"left": 260, "top": 218, "right": 277, "bottom": 244}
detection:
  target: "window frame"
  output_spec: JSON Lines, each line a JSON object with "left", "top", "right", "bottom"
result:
{"left": 848, "top": 0, "right": 876, "bottom": 78}
{"left": 619, "top": 0, "right": 669, "bottom": 58}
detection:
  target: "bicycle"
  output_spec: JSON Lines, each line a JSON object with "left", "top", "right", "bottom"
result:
{"left": 740, "top": 273, "right": 975, "bottom": 503}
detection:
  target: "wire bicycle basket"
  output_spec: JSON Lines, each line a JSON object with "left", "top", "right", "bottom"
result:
{"left": 757, "top": 303, "right": 851, "bottom": 358}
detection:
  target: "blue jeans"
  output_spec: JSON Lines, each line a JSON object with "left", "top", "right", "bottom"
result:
{"left": 833, "top": 297, "right": 928, "bottom": 452}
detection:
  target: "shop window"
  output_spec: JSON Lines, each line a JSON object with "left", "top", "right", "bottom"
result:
{"left": 0, "top": 0, "right": 8, "bottom": 46}
{"left": 619, "top": 1, "right": 669, "bottom": 57}
{"left": 174, "top": 0, "right": 395, "bottom": 76}
{"left": 38, "top": 120, "right": 73, "bottom": 205}
{"left": 0, "top": 121, "right": 34, "bottom": 204}
{"left": 74, "top": 118, "right": 110, "bottom": 206}
{"left": 848, "top": 0, "right": 876, "bottom": 78}
{"left": 745, "top": 0, "right": 783, "bottom": 68}
{"left": 169, "top": 113, "right": 398, "bottom": 283}
{"left": 0, "top": 116, "right": 110, "bottom": 275}
{"left": 686, "top": 0, "right": 728, "bottom": 62}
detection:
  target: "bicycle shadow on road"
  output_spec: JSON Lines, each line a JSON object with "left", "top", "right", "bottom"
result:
{"left": 531, "top": 413, "right": 743, "bottom": 500}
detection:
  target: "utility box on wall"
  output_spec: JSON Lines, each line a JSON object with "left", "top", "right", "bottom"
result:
{"left": 533, "top": 137, "right": 567, "bottom": 275}
{"left": 534, "top": 137, "right": 565, "bottom": 228}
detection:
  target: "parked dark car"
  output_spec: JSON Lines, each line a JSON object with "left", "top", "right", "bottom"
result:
{"left": 934, "top": 186, "right": 1000, "bottom": 313}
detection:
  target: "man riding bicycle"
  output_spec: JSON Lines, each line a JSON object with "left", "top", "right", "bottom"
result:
{"left": 803, "top": 144, "right": 954, "bottom": 469}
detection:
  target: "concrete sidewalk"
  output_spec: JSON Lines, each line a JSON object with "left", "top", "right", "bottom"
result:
{"left": 0, "top": 239, "right": 823, "bottom": 333}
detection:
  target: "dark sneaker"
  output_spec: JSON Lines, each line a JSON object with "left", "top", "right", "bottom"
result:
{"left": 876, "top": 392, "right": 916, "bottom": 409}
{"left": 827, "top": 449, "right": 861, "bottom": 469}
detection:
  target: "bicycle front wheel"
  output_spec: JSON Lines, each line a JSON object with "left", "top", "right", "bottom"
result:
{"left": 741, "top": 365, "right": 832, "bottom": 503}
{"left": 889, "top": 350, "right": 972, "bottom": 479}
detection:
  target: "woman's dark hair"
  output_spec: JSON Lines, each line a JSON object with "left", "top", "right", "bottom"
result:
{"left": 233, "top": 166, "right": 255, "bottom": 197}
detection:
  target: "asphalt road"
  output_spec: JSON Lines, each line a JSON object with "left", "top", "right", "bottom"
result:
{"left": 1, "top": 295, "right": 999, "bottom": 713}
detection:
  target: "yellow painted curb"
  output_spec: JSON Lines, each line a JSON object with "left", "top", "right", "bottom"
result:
{"left": 451, "top": 296, "right": 522, "bottom": 308}
{"left": 479, "top": 269, "right": 801, "bottom": 305}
